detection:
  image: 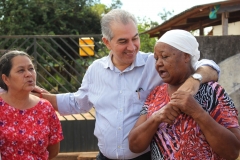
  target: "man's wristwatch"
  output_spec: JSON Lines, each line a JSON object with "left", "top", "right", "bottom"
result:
{"left": 191, "top": 73, "right": 202, "bottom": 83}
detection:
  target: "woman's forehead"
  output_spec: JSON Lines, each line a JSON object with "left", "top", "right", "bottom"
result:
{"left": 11, "top": 56, "right": 32, "bottom": 66}
{"left": 155, "top": 42, "right": 176, "bottom": 51}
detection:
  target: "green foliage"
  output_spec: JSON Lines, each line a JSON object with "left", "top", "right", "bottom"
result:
{"left": 137, "top": 9, "right": 174, "bottom": 53}
{"left": 91, "top": 0, "right": 122, "bottom": 17}
{"left": 138, "top": 18, "right": 158, "bottom": 53}
{"left": 0, "top": 0, "right": 122, "bottom": 93}
{"left": 109, "top": 0, "right": 122, "bottom": 9}
{"left": 0, "top": 0, "right": 102, "bottom": 35}
{"left": 158, "top": 8, "right": 174, "bottom": 22}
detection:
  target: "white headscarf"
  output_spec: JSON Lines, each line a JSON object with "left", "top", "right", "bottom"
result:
{"left": 157, "top": 29, "right": 200, "bottom": 67}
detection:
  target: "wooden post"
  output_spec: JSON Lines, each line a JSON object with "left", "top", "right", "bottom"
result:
{"left": 199, "top": 21, "right": 204, "bottom": 36}
{"left": 222, "top": 12, "right": 229, "bottom": 35}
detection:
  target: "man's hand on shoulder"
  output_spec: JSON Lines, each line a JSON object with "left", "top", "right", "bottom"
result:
{"left": 31, "top": 86, "right": 50, "bottom": 98}
{"left": 177, "top": 75, "right": 200, "bottom": 96}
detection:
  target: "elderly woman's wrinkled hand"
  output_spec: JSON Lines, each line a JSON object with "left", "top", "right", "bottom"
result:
{"left": 153, "top": 103, "right": 181, "bottom": 125}
{"left": 170, "top": 90, "right": 204, "bottom": 119}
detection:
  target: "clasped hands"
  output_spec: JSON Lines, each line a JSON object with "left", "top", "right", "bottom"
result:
{"left": 153, "top": 90, "right": 203, "bottom": 125}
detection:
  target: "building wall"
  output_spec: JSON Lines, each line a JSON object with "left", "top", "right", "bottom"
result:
{"left": 196, "top": 35, "right": 240, "bottom": 122}
{"left": 218, "top": 54, "right": 240, "bottom": 122}
{"left": 213, "top": 21, "right": 240, "bottom": 35}
{"left": 196, "top": 35, "right": 240, "bottom": 64}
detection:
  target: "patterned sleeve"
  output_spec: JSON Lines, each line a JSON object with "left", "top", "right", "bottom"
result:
{"left": 45, "top": 101, "right": 64, "bottom": 145}
{"left": 209, "top": 82, "right": 239, "bottom": 129}
{"left": 140, "top": 86, "right": 161, "bottom": 116}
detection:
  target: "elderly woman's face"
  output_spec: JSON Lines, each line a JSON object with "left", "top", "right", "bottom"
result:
{"left": 154, "top": 42, "right": 191, "bottom": 85}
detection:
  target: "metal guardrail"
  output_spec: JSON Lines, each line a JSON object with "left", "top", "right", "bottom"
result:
{"left": 0, "top": 35, "right": 108, "bottom": 120}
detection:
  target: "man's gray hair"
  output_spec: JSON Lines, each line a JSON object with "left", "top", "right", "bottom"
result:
{"left": 101, "top": 9, "right": 138, "bottom": 41}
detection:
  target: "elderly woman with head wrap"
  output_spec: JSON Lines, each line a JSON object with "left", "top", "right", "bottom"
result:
{"left": 128, "top": 30, "right": 240, "bottom": 160}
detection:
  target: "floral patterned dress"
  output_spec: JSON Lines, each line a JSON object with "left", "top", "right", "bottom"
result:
{"left": 0, "top": 98, "right": 64, "bottom": 160}
{"left": 142, "top": 82, "right": 239, "bottom": 160}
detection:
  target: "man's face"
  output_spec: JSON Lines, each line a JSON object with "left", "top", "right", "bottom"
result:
{"left": 103, "top": 20, "right": 140, "bottom": 71}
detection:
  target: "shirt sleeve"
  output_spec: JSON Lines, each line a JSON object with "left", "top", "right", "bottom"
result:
{"left": 57, "top": 68, "right": 93, "bottom": 115}
{"left": 194, "top": 59, "right": 221, "bottom": 75}
{"left": 57, "top": 93, "right": 81, "bottom": 115}
{"left": 139, "top": 87, "right": 156, "bottom": 116}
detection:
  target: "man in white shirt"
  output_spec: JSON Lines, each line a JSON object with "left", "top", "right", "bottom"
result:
{"left": 35, "top": 9, "right": 220, "bottom": 160}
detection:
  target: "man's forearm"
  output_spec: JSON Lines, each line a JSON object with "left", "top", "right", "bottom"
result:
{"left": 195, "top": 66, "right": 218, "bottom": 83}
{"left": 41, "top": 93, "right": 59, "bottom": 111}
{"left": 177, "top": 66, "right": 218, "bottom": 96}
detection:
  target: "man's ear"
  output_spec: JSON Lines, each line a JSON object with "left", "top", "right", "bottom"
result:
{"left": 102, "top": 37, "right": 111, "bottom": 50}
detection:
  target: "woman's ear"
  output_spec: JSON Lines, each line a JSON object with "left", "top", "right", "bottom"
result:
{"left": 184, "top": 53, "right": 191, "bottom": 63}
{"left": 102, "top": 37, "right": 111, "bottom": 50}
{"left": 2, "top": 74, "right": 9, "bottom": 87}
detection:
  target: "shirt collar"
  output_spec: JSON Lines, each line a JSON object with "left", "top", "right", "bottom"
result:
{"left": 103, "top": 51, "right": 146, "bottom": 71}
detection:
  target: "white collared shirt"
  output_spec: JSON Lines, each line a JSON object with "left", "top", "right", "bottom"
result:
{"left": 57, "top": 51, "right": 220, "bottom": 159}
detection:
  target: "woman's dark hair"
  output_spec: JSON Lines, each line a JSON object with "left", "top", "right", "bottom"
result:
{"left": 0, "top": 50, "right": 33, "bottom": 91}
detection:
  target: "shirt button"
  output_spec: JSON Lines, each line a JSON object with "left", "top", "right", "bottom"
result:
{"left": 118, "top": 127, "right": 121, "bottom": 130}
{"left": 118, "top": 145, "right": 121, "bottom": 148}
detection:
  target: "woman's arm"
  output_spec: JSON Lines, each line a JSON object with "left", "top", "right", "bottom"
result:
{"left": 129, "top": 104, "right": 180, "bottom": 153}
{"left": 129, "top": 114, "right": 156, "bottom": 153}
{"left": 47, "top": 142, "right": 60, "bottom": 160}
{"left": 194, "top": 110, "right": 240, "bottom": 160}
{"left": 171, "top": 90, "right": 240, "bottom": 159}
